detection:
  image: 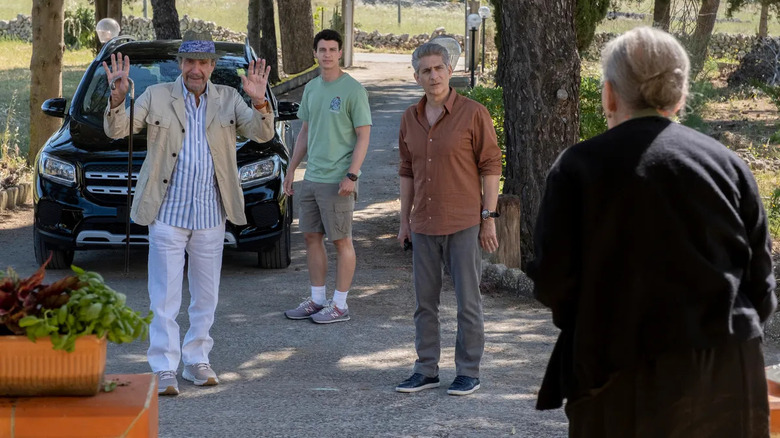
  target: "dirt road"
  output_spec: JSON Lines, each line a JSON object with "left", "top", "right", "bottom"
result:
{"left": 0, "top": 54, "right": 563, "bottom": 437}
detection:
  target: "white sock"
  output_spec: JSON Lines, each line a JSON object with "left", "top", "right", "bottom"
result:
{"left": 311, "top": 285, "right": 327, "bottom": 305}
{"left": 332, "top": 290, "right": 349, "bottom": 309}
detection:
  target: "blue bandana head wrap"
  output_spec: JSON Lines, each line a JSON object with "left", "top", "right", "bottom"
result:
{"left": 174, "top": 30, "right": 222, "bottom": 59}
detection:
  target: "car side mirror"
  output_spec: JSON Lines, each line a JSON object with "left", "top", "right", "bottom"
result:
{"left": 277, "top": 101, "right": 299, "bottom": 121}
{"left": 42, "top": 98, "right": 67, "bottom": 118}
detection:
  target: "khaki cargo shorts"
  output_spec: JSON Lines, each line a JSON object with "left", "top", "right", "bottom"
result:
{"left": 298, "top": 180, "right": 357, "bottom": 241}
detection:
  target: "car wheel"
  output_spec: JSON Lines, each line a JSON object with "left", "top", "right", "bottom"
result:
{"left": 257, "top": 209, "right": 292, "bottom": 269}
{"left": 34, "top": 228, "right": 74, "bottom": 269}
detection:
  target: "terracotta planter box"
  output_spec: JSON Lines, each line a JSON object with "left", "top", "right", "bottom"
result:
{"left": 0, "top": 335, "right": 107, "bottom": 397}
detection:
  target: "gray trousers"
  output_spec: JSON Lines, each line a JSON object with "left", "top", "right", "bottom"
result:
{"left": 412, "top": 225, "right": 484, "bottom": 378}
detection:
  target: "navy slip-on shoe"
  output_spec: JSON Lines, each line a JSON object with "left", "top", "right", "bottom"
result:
{"left": 395, "top": 373, "right": 440, "bottom": 393}
{"left": 447, "top": 375, "right": 480, "bottom": 396}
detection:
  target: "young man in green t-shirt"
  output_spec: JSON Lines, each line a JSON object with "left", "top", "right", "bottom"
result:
{"left": 283, "top": 29, "right": 372, "bottom": 324}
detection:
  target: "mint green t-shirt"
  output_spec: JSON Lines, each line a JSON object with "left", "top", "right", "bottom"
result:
{"left": 297, "top": 73, "right": 372, "bottom": 183}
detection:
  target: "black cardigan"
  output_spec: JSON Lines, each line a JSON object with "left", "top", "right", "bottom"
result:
{"left": 527, "top": 116, "right": 777, "bottom": 410}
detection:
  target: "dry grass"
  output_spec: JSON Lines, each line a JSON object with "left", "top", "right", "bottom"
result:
{"left": 0, "top": 40, "right": 93, "bottom": 157}
{"left": 4, "top": 0, "right": 467, "bottom": 38}
{"left": 3, "top": 0, "right": 777, "bottom": 37}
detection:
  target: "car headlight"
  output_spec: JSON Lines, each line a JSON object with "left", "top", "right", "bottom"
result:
{"left": 239, "top": 156, "right": 280, "bottom": 188}
{"left": 39, "top": 152, "right": 76, "bottom": 186}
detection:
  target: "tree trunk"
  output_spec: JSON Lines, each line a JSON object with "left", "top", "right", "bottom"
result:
{"left": 688, "top": 0, "right": 720, "bottom": 76}
{"left": 150, "top": 0, "right": 180, "bottom": 40}
{"left": 95, "top": 0, "right": 122, "bottom": 24}
{"left": 653, "top": 0, "right": 672, "bottom": 31}
{"left": 497, "top": 0, "right": 580, "bottom": 268}
{"left": 248, "top": 0, "right": 280, "bottom": 84}
{"left": 493, "top": 194, "right": 522, "bottom": 268}
{"left": 759, "top": 0, "right": 769, "bottom": 38}
{"left": 29, "top": 0, "right": 64, "bottom": 166}
{"left": 94, "top": 0, "right": 122, "bottom": 50}
{"left": 278, "top": 0, "right": 315, "bottom": 74}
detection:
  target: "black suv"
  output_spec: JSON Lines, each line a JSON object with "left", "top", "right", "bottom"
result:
{"left": 33, "top": 37, "right": 298, "bottom": 269}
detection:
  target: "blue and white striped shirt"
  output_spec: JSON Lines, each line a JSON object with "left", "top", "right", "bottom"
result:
{"left": 156, "top": 81, "right": 225, "bottom": 230}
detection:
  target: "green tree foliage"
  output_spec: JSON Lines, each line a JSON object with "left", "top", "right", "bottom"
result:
{"left": 575, "top": 0, "right": 611, "bottom": 52}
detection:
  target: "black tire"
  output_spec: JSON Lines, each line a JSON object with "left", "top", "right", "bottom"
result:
{"left": 257, "top": 222, "right": 291, "bottom": 269}
{"left": 33, "top": 228, "right": 74, "bottom": 269}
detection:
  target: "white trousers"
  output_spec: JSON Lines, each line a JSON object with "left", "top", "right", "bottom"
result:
{"left": 147, "top": 220, "right": 225, "bottom": 373}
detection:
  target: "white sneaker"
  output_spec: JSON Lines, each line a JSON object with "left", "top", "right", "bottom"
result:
{"left": 182, "top": 363, "right": 219, "bottom": 386}
{"left": 155, "top": 370, "right": 179, "bottom": 396}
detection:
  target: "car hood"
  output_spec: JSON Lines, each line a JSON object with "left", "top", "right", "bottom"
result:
{"left": 45, "top": 116, "right": 285, "bottom": 163}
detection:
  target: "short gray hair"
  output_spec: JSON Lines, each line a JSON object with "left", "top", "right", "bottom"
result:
{"left": 601, "top": 27, "right": 690, "bottom": 113}
{"left": 412, "top": 42, "right": 451, "bottom": 73}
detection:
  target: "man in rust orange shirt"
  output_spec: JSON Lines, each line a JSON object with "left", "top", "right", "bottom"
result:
{"left": 395, "top": 42, "right": 502, "bottom": 396}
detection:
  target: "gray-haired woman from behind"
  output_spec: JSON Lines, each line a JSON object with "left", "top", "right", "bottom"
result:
{"left": 528, "top": 27, "right": 776, "bottom": 437}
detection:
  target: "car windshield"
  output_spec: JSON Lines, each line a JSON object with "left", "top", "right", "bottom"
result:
{"left": 79, "top": 55, "right": 253, "bottom": 127}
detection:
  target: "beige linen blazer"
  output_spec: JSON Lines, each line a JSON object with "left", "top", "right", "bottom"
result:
{"left": 104, "top": 76, "right": 274, "bottom": 226}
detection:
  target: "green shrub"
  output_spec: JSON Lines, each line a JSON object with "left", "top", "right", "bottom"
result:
{"left": 0, "top": 92, "right": 30, "bottom": 188}
{"left": 579, "top": 75, "right": 607, "bottom": 141}
{"left": 765, "top": 187, "right": 780, "bottom": 239}
{"left": 458, "top": 86, "right": 505, "bottom": 155}
{"left": 681, "top": 80, "right": 718, "bottom": 131}
{"left": 64, "top": 5, "right": 95, "bottom": 51}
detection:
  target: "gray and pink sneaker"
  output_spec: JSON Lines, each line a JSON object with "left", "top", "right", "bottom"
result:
{"left": 311, "top": 301, "right": 350, "bottom": 324}
{"left": 285, "top": 298, "right": 325, "bottom": 320}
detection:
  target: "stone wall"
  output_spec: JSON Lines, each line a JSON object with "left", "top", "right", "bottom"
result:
{"left": 585, "top": 31, "right": 758, "bottom": 60}
{"left": 354, "top": 27, "right": 465, "bottom": 51}
{"left": 0, "top": 14, "right": 32, "bottom": 42}
{"left": 120, "top": 14, "right": 246, "bottom": 42}
{"left": 0, "top": 13, "right": 759, "bottom": 60}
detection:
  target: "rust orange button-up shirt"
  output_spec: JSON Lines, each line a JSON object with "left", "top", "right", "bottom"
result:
{"left": 399, "top": 88, "right": 502, "bottom": 236}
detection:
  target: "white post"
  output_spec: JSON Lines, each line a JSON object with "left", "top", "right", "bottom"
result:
{"left": 342, "top": 0, "right": 354, "bottom": 68}
{"left": 464, "top": 0, "right": 469, "bottom": 72}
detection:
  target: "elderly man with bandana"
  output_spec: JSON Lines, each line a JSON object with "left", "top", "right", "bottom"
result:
{"left": 103, "top": 30, "right": 274, "bottom": 396}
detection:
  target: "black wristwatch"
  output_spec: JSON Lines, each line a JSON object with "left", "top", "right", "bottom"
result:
{"left": 346, "top": 172, "right": 359, "bottom": 182}
{"left": 481, "top": 209, "right": 500, "bottom": 220}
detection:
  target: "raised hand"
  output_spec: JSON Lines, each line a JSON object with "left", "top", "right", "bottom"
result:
{"left": 240, "top": 59, "right": 271, "bottom": 105}
{"left": 102, "top": 52, "right": 130, "bottom": 108}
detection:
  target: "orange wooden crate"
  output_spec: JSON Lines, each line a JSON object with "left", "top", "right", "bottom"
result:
{"left": 0, "top": 374, "right": 158, "bottom": 438}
